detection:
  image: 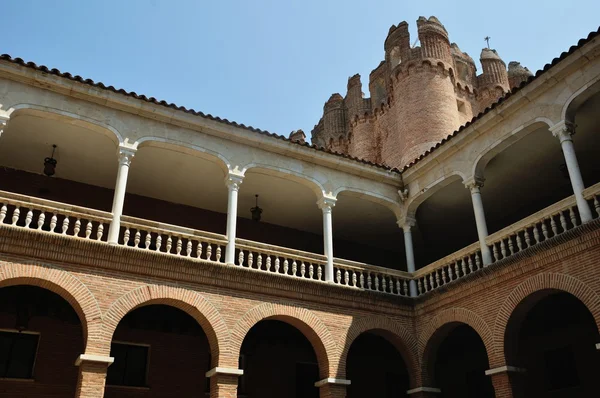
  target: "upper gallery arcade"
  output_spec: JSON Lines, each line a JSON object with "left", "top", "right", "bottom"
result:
{"left": 311, "top": 16, "right": 533, "bottom": 169}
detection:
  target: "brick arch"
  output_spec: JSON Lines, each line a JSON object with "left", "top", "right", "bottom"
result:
{"left": 419, "top": 308, "right": 494, "bottom": 386}
{"left": 339, "top": 316, "right": 419, "bottom": 386}
{"left": 229, "top": 303, "right": 338, "bottom": 378}
{"left": 102, "top": 285, "right": 229, "bottom": 366}
{"left": 494, "top": 273, "right": 600, "bottom": 367}
{"left": 0, "top": 261, "right": 102, "bottom": 353}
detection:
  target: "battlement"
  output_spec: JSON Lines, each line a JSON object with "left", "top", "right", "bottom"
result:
{"left": 312, "top": 15, "right": 530, "bottom": 168}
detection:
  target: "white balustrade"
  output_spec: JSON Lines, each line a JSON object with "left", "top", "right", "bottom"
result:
{"left": 119, "top": 216, "right": 226, "bottom": 262}
{"left": 333, "top": 258, "right": 412, "bottom": 296}
{"left": 0, "top": 190, "right": 110, "bottom": 241}
{"left": 413, "top": 243, "right": 482, "bottom": 296}
{"left": 236, "top": 238, "right": 327, "bottom": 282}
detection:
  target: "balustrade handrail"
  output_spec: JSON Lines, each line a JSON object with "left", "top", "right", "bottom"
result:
{"left": 333, "top": 257, "right": 412, "bottom": 279}
{"left": 486, "top": 181, "right": 600, "bottom": 246}
{"left": 235, "top": 238, "right": 327, "bottom": 263}
{"left": 413, "top": 241, "right": 480, "bottom": 278}
{"left": 120, "top": 215, "right": 227, "bottom": 244}
{"left": 0, "top": 189, "right": 112, "bottom": 221}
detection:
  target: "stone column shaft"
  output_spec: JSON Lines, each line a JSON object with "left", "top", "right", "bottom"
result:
{"left": 224, "top": 174, "right": 243, "bottom": 264}
{"left": 318, "top": 197, "right": 336, "bottom": 282}
{"left": 467, "top": 180, "right": 493, "bottom": 265}
{"left": 552, "top": 123, "right": 593, "bottom": 222}
{"left": 107, "top": 148, "right": 135, "bottom": 244}
{"left": 401, "top": 217, "right": 418, "bottom": 297}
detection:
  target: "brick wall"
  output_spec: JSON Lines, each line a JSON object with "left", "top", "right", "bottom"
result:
{"left": 0, "top": 213, "right": 599, "bottom": 398}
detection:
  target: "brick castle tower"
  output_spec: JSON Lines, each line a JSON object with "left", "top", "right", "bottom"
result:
{"left": 310, "top": 16, "right": 532, "bottom": 169}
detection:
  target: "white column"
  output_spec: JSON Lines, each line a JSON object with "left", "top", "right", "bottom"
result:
{"left": 550, "top": 122, "right": 593, "bottom": 223}
{"left": 466, "top": 178, "right": 493, "bottom": 265}
{"left": 225, "top": 173, "right": 243, "bottom": 264}
{"left": 400, "top": 216, "right": 418, "bottom": 297}
{"left": 107, "top": 147, "right": 135, "bottom": 244}
{"left": 317, "top": 197, "right": 336, "bottom": 282}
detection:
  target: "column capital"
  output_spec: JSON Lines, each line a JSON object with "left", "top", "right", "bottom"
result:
{"left": 549, "top": 120, "right": 576, "bottom": 143}
{"left": 117, "top": 146, "right": 136, "bottom": 166}
{"left": 317, "top": 197, "right": 337, "bottom": 212}
{"left": 314, "top": 378, "right": 351, "bottom": 387}
{"left": 464, "top": 176, "right": 485, "bottom": 192}
{"left": 398, "top": 215, "right": 417, "bottom": 231}
{"left": 75, "top": 354, "right": 114, "bottom": 367}
{"left": 205, "top": 367, "right": 244, "bottom": 378}
{"left": 407, "top": 386, "right": 442, "bottom": 394}
{"left": 225, "top": 173, "right": 244, "bottom": 191}
{"left": 485, "top": 365, "right": 526, "bottom": 375}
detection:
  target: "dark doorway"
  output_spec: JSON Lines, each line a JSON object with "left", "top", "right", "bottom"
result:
{"left": 512, "top": 292, "right": 599, "bottom": 397}
{"left": 434, "top": 324, "right": 494, "bottom": 398}
{"left": 239, "top": 320, "right": 319, "bottom": 398}
{"left": 347, "top": 332, "right": 410, "bottom": 398}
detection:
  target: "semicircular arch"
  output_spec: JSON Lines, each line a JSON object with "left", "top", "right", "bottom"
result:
{"left": 406, "top": 172, "right": 466, "bottom": 215}
{"left": 472, "top": 118, "right": 553, "bottom": 179}
{"left": 333, "top": 187, "right": 402, "bottom": 220}
{"left": 494, "top": 273, "right": 600, "bottom": 367}
{"left": 7, "top": 104, "right": 123, "bottom": 146}
{"left": 340, "top": 315, "right": 418, "bottom": 385}
{"left": 0, "top": 262, "right": 102, "bottom": 354}
{"left": 419, "top": 308, "right": 494, "bottom": 384}
{"left": 241, "top": 163, "right": 327, "bottom": 199}
{"left": 102, "top": 284, "right": 229, "bottom": 367}
{"left": 229, "top": 302, "right": 338, "bottom": 378}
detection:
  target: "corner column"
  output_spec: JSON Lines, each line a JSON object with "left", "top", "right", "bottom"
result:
{"left": 74, "top": 354, "right": 113, "bottom": 398}
{"left": 465, "top": 178, "right": 493, "bottom": 265}
{"left": 400, "top": 216, "right": 418, "bottom": 297}
{"left": 550, "top": 121, "right": 593, "bottom": 223}
{"left": 206, "top": 367, "right": 243, "bottom": 398}
{"left": 107, "top": 147, "right": 136, "bottom": 244}
{"left": 224, "top": 173, "right": 244, "bottom": 264}
{"left": 317, "top": 197, "right": 337, "bottom": 282}
{"left": 486, "top": 365, "right": 526, "bottom": 398}
{"left": 315, "top": 378, "right": 350, "bottom": 398}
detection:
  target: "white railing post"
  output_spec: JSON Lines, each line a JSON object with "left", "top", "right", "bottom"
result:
{"left": 225, "top": 172, "right": 244, "bottom": 264}
{"left": 400, "top": 216, "right": 418, "bottom": 297}
{"left": 550, "top": 121, "right": 593, "bottom": 223}
{"left": 317, "top": 196, "right": 336, "bottom": 282}
{"left": 465, "top": 178, "right": 493, "bottom": 265}
{"left": 107, "top": 147, "right": 136, "bottom": 244}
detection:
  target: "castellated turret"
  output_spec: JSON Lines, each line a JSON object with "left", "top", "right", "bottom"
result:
{"left": 311, "top": 16, "right": 530, "bottom": 169}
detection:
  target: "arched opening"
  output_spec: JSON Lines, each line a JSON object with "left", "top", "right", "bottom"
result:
{"left": 347, "top": 331, "right": 410, "bottom": 397}
{"left": 123, "top": 142, "right": 228, "bottom": 234}
{"left": 427, "top": 323, "right": 494, "bottom": 398}
{"left": 239, "top": 320, "right": 320, "bottom": 398}
{"left": 412, "top": 176, "right": 477, "bottom": 268}
{"left": 237, "top": 168, "right": 323, "bottom": 253}
{"left": 504, "top": 291, "right": 600, "bottom": 397}
{"left": 477, "top": 122, "right": 578, "bottom": 234}
{"left": 0, "top": 285, "right": 83, "bottom": 397}
{"left": 334, "top": 192, "right": 404, "bottom": 269}
{"left": 105, "top": 304, "right": 210, "bottom": 397}
{"left": 0, "top": 109, "right": 119, "bottom": 211}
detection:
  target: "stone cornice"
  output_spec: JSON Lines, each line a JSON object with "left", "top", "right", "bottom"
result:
{"left": 0, "top": 61, "right": 400, "bottom": 185}
{"left": 0, "top": 226, "right": 414, "bottom": 317}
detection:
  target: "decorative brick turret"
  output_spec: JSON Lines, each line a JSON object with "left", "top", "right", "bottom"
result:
{"left": 311, "top": 15, "right": 530, "bottom": 169}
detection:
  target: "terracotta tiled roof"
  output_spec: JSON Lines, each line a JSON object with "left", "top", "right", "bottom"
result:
{"left": 0, "top": 54, "right": 400, "bottom": 173}
{"left": 400, "top": 26, "right": 600, "bottom": 172}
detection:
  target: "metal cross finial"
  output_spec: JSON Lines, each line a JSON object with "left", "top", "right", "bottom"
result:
{"left": 484, "top": 36, "right": 491, "bottom": 48}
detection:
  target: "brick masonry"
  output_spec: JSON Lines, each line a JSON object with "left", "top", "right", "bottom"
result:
{"left": 0, "top": 218, "right": 599, "bottom": 397}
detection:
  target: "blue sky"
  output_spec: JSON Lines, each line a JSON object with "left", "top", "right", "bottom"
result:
{"left": 2, "top": 0, "right": 599, "bottom": 138}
